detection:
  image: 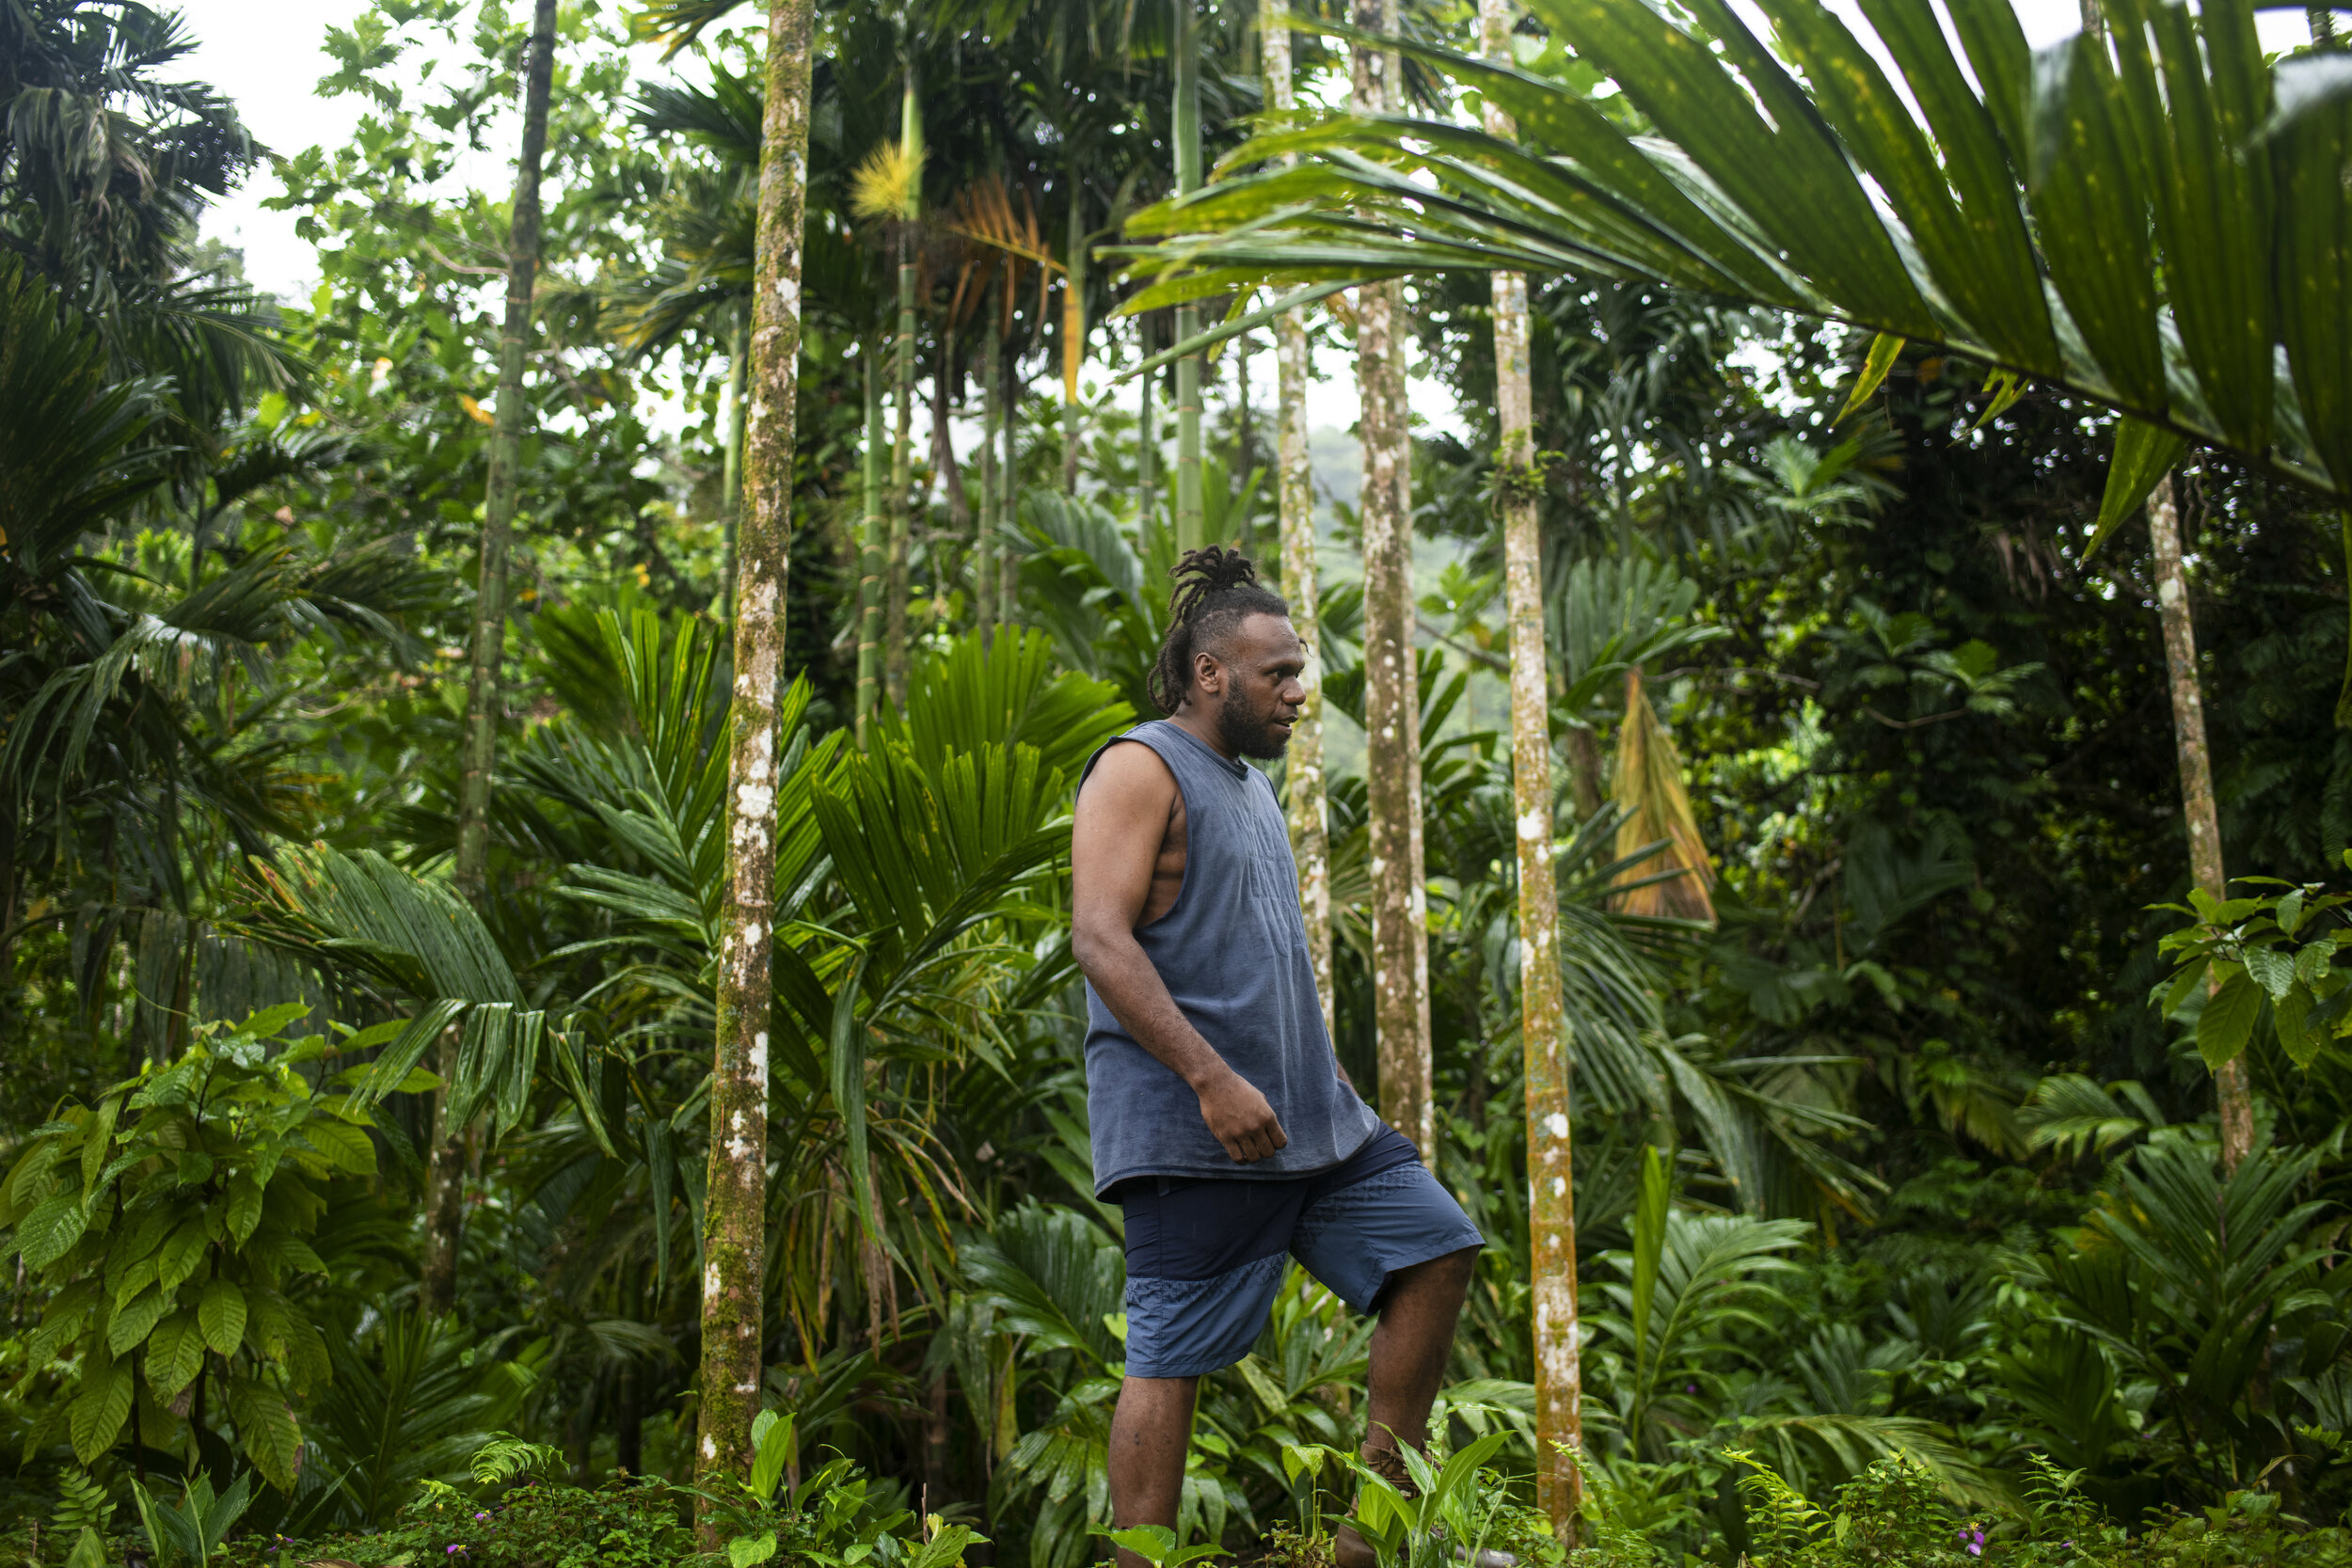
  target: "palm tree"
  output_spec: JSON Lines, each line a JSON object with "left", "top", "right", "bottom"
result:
{"left": 1129, "top": 0, "right": 2345, "bottom": 1183}
{"left": 1259, "top": 0, "right": 1333, "bottom": 1044}
{"left": 635, "top": 0, "right": 821, "bottom": 1500}
{"left": 1346, "top": 0, "right": 1433, "bottom": 1163}
{"left": 1473, "top": 0, "right": 1580, "bottom": 1528}
{"left": 437, "top": 0, "right": 560, "bottom": 1319}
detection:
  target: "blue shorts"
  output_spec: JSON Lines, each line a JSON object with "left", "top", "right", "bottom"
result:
{"left": 1115, "top": 1126, "right": 1486, "bottom": 1378}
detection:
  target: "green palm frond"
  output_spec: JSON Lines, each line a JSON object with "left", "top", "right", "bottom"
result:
{"left": 1115, "top": 0, "right": 2350, "bottom": 507}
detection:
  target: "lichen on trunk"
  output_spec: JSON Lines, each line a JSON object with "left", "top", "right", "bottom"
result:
{"left": 1482, "top": 0, "right": 1581, "bottom": 1529}
{"left": 1263, "top": 0, "right": 1332, "bottom": 1038}
{"left": 697, "top": 0, "right": 814, "bottom": 1519}
{"left": 1353, "top": 0, "right": 1432, "bottom": 1164}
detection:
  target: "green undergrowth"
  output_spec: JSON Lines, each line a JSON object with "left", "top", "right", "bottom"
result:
{"left": 1557, "top": 1452, "right": 2352, "bottom": 1568}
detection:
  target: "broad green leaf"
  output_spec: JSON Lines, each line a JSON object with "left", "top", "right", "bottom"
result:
{"left": 68, "top": 1354, "right": 131, "bottom": 1464}
{"left": 227, "top": 1378, "right": 302, "bottom": 1492}
{"left": 749, "top": 1409, "right": 795, "bottom": 1500}
{"left": 155, "top": 1217, "right": 209, "bottom": 1293}
{"left": 2244, "top": 944, "right": 2297, "bottom": 1002}
{"left": 1102, "top": 1528, "right": 1176, "bottom": 1566}
{"left": 2161, "top": 956, "right": 2210, "bottom": 1019}
{"left": 79, "top": 1094, "right": 121, "bottom": 1195}
{"left": 2276, "top": 983, "right": 2319, "bottom": 1069}
{"left": 18, "top": 1191, "right": 88, "bottom": 1272}
{"left": 295, "top": 1118, "right": 374, "bottom": 1175}
{"left": 728, "top": 1532, "right": 778, "bottom": 1568}
{"left": 199, "top": 1277, "right": 247, "bottom": 1356}
{"left": 2197, "top": 970, "right": 2263, "bottom": 1069}
{"left": 225, "top": 1174, "right": 263, "bottom": 1243}
{"left": 105, "top": 1286, "right": 170, "bottom": 1356}
{"left": 146, "top": 1311, "right": 205, "bottom": 1398}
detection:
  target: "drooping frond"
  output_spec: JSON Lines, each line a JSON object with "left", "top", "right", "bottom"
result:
{"left": 945, "top": 175, "right": 1062, "bottom": 276}
{"left": 1611, "top": 668, "right": 1714, "bottom": 922}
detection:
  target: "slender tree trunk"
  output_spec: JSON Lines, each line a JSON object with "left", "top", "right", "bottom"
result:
{"left": 857, "top": 341, "right": 885, "bottom": 743}
{"left": 1002, "top": 338, "right": 1022, "bottom": 624}
{"left": 1482, "top": 0, "right": 1581, "bottom": 1530}
{"left": 1235, "top": 330, "right": 1255, "bottom": 553}
{"left": 978, "top": 298, "right": 1001, "bottom": 644}
{"left": 2148, "top": 474, "right": 2255, "bottom": 1171}
{"left": 1138, "top": 315, "right": 1158, "bottom": 524}
{"left": 886, "top": 228, "right": 916, "bottom": 709}
{"left": 1063, "top": 189, "right": 1086, "bottom": 495}
{"left": 698, "top": 0, "right": 814, "bottom": 1515}
{"left": 1352, "top": 0, "right": 1432, "bottom": 1164}
{"left": 435, "top": 0, "right": 555, "bottom": 1316}
{"left": 721, "top": 303, "right": 749, "bottom": 620}
{"left": 1263, "top": 0, "right": 1332, "bottom": 1041}
{"left": 933, "top": 350, "right": 968, "bottom": 533}
{"left": 1171, "top": 0, "right": 1205, "bottom": 553}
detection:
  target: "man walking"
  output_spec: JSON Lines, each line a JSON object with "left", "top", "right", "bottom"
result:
{"left": 1071, "top": 547, "right": 1485, "bottom": 1568}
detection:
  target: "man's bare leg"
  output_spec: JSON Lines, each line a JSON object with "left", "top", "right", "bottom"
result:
{"left": 1108, "top": 1375, "right": 1200, "bottom": 1568}
{"left": 1338, "top": 1246, "right": 1479, "bottom": 1568}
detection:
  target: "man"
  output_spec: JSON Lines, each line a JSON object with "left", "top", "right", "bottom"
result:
{"left": 1070, "top": 546, "right": 1485, "bottom": 1568}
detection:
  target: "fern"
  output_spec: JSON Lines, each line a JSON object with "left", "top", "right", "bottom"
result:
{"left": 53, "top": 1466, "right": 115, "bottom": 1534}
{"left": 469, "top": 1433, "right": 565, "bottom": 1486}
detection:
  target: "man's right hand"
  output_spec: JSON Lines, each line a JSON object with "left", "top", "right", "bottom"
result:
{"left": 1195, "top": 1069, "right": 1289, "bottom": 1164}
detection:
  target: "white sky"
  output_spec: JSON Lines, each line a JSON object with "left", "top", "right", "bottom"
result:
{"left": 183, "top": 0, "right": 2324, "bottom": 447}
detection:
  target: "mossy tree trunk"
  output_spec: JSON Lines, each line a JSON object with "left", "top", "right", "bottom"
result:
{"left": 698, "top": 0, "right": 814, "bottom": 1515}
{"left": 1353, "top": 0, "right": 1432, "bottom": 1164}
{"left": 1482, "top": 0, "right": 1582, "bottom": 1528}
{"left": 1263, "top": 0, "right": 1332, "bottom": 1038}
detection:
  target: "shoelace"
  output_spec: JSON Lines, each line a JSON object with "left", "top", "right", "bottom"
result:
{"left": 1358, "top": 1444, "right": 1422, "bottom": 1501}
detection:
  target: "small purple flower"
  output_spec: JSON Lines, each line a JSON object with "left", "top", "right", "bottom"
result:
{"left": 475, "top": 1513, "right": 490, "bottom": 1522}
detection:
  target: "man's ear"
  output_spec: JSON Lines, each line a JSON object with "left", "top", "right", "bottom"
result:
{"left": 1192, "top": 650, "right": 1224, "bottom": 696}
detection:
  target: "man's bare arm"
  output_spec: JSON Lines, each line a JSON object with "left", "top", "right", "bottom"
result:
{"left": 1072, "top": 743, "right": 1289, "bottom": 1164}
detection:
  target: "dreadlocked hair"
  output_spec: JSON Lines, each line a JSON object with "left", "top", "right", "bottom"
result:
{"left": 1147, "top": 546, "right": 1291, "bottom": 715}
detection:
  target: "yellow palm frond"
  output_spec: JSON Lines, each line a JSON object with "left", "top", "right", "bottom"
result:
{"left": 945, "top": 176, "right": 1062, "bottom": 276}
{"left": 1611, "top": 667, "right": 1716, "bottom": 923}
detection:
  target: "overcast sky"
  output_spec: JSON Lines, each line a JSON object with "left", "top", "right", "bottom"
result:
{"left": 180, "top": 0, "right": 2322, "bottom": 441}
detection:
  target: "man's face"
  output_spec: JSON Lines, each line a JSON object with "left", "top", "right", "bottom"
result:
{"left": 1197, "top": 612, "right": 1309, "bottom": 760}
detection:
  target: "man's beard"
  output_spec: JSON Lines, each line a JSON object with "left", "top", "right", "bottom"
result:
{"left": 1216, "top": 684, "right": 1292, "bottom": 760}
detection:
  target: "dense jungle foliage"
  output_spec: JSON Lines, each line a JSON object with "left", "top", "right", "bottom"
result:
{"left": 6, "top": 2, "right": 2352, "bottom": 1566}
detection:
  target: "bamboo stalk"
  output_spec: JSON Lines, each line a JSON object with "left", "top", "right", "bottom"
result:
{"left": 978, "top": 290, "right": 1001, "bottom": 644}
{"left": 856, "top": 342, "right": 885, "bottom": 742}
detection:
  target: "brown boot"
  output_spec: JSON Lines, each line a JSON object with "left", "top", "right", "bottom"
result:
{"left": 1357, "top": 1442, "right": 1422, "bottom": 1500}
{"left": 1334, "top": 1444, "right": 1422, "bottom": 1568}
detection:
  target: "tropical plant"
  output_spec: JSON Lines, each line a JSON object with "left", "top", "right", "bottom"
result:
{"left": 1120, "top": 0, "right": 2350, "bottom": 509}
{"left": 0, "top": 1005, "right": 434, "bottom": 1488}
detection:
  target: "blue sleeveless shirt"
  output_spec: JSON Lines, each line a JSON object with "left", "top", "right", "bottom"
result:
{"left": 1080, "top": 720, "right": 1382, "bottom": 1196}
